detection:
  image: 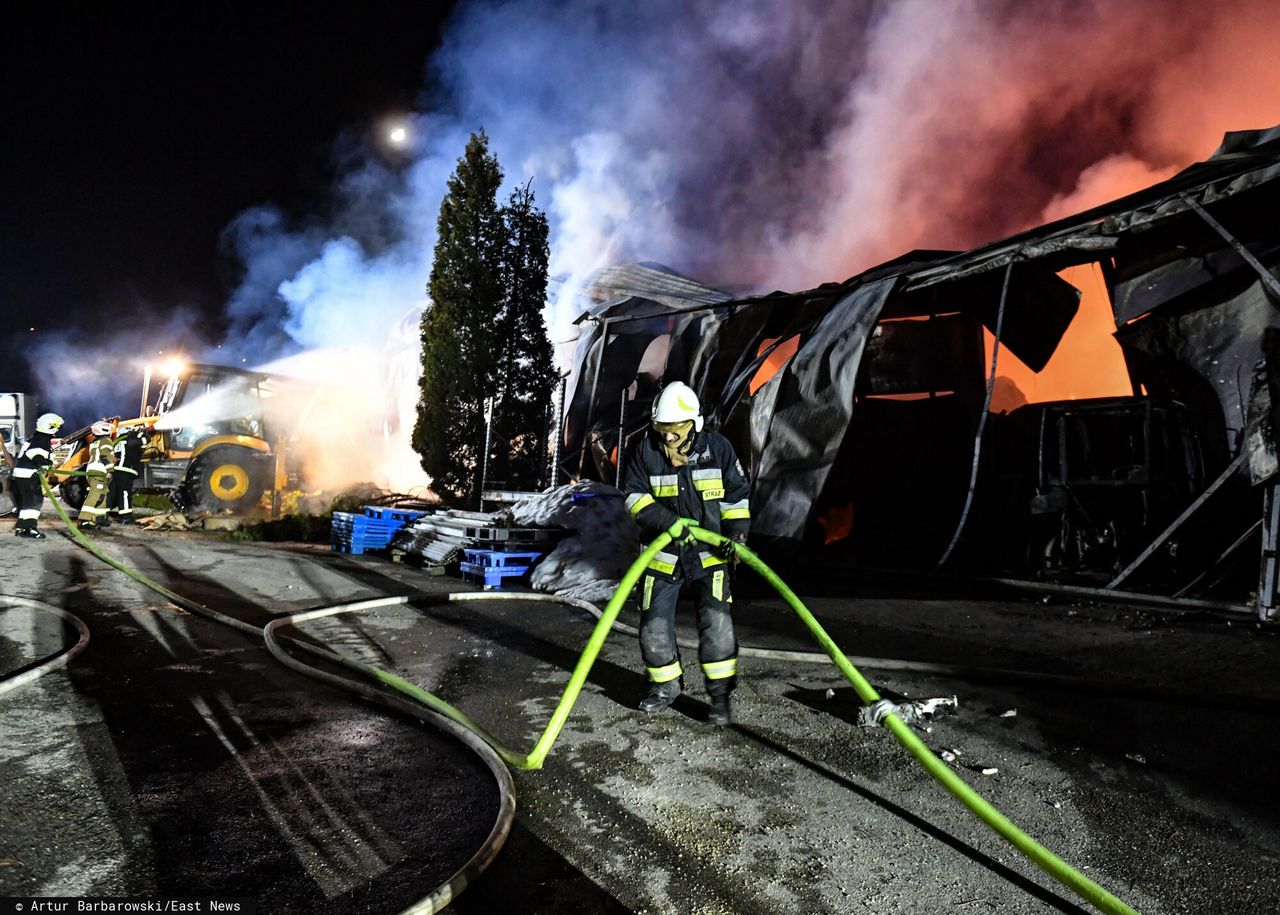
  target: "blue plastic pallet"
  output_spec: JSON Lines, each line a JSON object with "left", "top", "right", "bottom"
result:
{"left": 331, "top": 509, "right": 404, "bottom": 554}
{"left": 463, "top": 549, "right": 544, "bottom": 568}
{"left": 460, "top": 560, "right": 531, "bottom": 589}
{"left": 364, "top": 505, "right": 427, "bottom": 524}
{"left": 332, "top": 531, "right": 393, "bottom": 545}
{"left": 332, "top": 516, "right": 399, "bottom": 533}
{"left": 331, "top": 526, "right": 396, "bottom": 540}
{"left": 331, "top": 539, "right": 381, "bottom": 555}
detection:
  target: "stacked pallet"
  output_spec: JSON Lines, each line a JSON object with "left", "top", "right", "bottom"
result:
{"left": 390, "top": 508, "right": 563, "bottom": 583}
{"left": 460, "top": 549, "right": 545, "bottom": 589}
{"left": 331, "top": 505, "right": 427, "bottom": 555}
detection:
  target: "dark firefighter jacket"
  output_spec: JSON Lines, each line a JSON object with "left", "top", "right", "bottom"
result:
{"left": 13, "top": 431, "right": 54, "bottom": 479}
{"left": 621, "top": 429, "right": 751, "bottom": 581}
{"left": 112, "top": 431, "right": 143, "bottom": 475}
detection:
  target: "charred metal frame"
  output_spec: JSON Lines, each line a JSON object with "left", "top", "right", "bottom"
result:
{"left": 1260, "top": 480, "right": 1280, "bottom": 620}
{"left": 1105, "top": 450, "right": 1248, "bottom": 589}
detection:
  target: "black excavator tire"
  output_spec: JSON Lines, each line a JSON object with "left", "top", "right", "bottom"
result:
{"left": 59, "top": 476, "right": 88, "bottom": 511}
{"left": 182, "top": 446, "right": 267, "bottom": 514}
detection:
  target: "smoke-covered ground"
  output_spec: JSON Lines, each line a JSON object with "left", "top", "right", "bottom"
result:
{"left": 22, "top": 0, "right": 1280, "bottom": 490}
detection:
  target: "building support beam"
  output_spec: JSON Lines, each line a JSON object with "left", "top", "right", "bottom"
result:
{"left": 1259, "top": 478, "right": 1280, "bottom": 621}
{"left": 1107, "top": 450, "right": 1248, "bottom": 590}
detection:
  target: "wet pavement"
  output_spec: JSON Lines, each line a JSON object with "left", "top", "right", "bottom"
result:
{"left": 2, "top": 517, "right": 1279, "bottom": 914}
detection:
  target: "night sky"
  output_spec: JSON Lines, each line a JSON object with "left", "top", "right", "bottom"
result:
{"left": 0, "top": 3, "right": 455, "bottom": 397}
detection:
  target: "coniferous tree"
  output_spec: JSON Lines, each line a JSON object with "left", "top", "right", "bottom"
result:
{"left": 492, "top": 181, "right": 556, "bottom": 491}
{"left": 413, "top": 131, "right": 505, "bottom": 505}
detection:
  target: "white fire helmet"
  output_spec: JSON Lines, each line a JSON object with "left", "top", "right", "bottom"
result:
{"left": 35, "top": 413, "right": 64, "bottom": 435}
{"left": 92, "top": 421, "right": 114, "bottom": 438}
{"left": 652, "top": 382, "right": 704, "bottom": 432}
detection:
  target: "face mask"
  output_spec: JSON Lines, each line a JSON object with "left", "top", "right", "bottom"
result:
{"left": 654, "top": 420, "right": 695, "bottom": 467}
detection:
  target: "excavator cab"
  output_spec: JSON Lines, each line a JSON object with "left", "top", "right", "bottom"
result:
{"left": 147, "top": 364, "right": 278, "bottom": 512}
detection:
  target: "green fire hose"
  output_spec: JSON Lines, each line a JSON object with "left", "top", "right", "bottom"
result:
{"left": 272, "top": 515, "right": 1139, "bottom": 915}
{"left": 32, "top": 471, "right": 1139, "bottom": 915}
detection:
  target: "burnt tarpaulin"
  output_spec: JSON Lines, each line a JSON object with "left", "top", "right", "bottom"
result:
{"left": 750, "top": 276, "right": 899, "bottom": 538}
{"left": 909, "top": 262, "right": 1080, "bottom": 373}
{"left": 1117, "top": 277, "right": 1280, "bottom": 484}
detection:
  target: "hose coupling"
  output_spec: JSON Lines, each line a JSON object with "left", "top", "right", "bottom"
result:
{"left": 868, "top": 698, "right": 898, "bottom": 726}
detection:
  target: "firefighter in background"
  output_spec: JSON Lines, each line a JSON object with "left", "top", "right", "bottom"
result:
{"left": 12, "top": 412, "right": 63, "bottom": 539}
{"left": 78, "top": 421, "right": 116, "bottom": 530}
{"left": 107, "top": 426, "right": 143, "bottom": 524}
{"left": 620, "top": 381, "right": 751, "bottom": 726}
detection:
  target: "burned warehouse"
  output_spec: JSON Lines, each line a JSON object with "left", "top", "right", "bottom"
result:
{"left": 561, "top": 124, "right": 1280, "bottom": 618}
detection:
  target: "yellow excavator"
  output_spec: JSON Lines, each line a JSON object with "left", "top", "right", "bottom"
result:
{"left": 51, "top": 362, "right": 306, "bottom": 514}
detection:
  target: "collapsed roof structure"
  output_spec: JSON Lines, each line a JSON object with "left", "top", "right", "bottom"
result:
{"left": 560, "top": 125, "right": 1280, "bottom": 618}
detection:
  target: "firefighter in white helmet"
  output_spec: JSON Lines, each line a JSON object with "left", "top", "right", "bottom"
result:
{"left": 78, "top": 421, "right": 116, "bottom": 530}
{"left": 12, "top": 412, "right": 64, "bottom": 539}
{"left": 620, "top": 381, "right": 751, "bottom": 726}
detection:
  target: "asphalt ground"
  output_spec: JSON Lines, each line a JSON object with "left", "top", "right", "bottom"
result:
{"left": 2, "top": 516, "right": 1279, "bottom": 914}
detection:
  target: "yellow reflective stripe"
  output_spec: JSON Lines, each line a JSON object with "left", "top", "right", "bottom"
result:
{"left": 648, "top": 661, "right": 683, "bottom": 683}
{"left": 721, "top": 503, "right": 751, "bottom": 520}
{"left": 693, "top": 472, "right": 724, "bottom": 500}
{"left": 712, "top": 569, "right": 724, "bottom": 601}
{"left": 700, "top": 552, "right": 726, "bottom": 568}
{"left": 626, "top": 492, "right": 655, "bottom": 516}
{"left": 702, "top": 658, "right": 737, "bottom": 680}
{"left": 650, "top": 473, "right": 679, "bottom": 498}
{"left": 648, "top": 550, "right": 678, "bottom": 575}
{"left": 642, "top": 576, "right": 654, "bottom": 610}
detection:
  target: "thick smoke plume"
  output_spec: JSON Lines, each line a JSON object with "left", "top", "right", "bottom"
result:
{"left": 220, "top": 0, "right": 1280, "bottom": 344}
{"left": 26, "top": 0, "right": 1280, "bottom": 493}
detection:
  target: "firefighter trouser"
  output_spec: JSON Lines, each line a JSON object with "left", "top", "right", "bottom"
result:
{"left": 638, "top": 567, "right": 738, "bottom": 697}
{"left": 11, "top": 473, "right": 42, "bottom": 532}
{"left": 107, "top": 469, "right": 137, "bottom": 518}
{"left": 80, "top": 471, "right": 110, "bottom": 524}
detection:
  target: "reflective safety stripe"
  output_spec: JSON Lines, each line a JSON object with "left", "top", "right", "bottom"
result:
{"left": 647, "top": 550, "right": 678, "bottom": 575}
{"left": 642, "top": 576, "right": 654, "bottom": 610}
{"left": 18, "top": 509, "right": 40, "bottom": 520}
{"left": 115, "top": 467, "right": 139, "bottom": 476}
{"left": 12, "top": 468, "right": 35, "bottom": 478}
{"left": 720, "top": 498, "right": 751, "bottom": 520}
{"left": 702, "top": 658, "right": 737, "bottom": 680}
{"left": 692, "top": 470, "right": 724, "bottom": 500}
{"left": 649, "top": 474, "right": 678, "bottom": 498}
{"left": 23, "top": 448, "right": 49, "bottom": 459}
{"left": 626, "top": 492, "right": 655, "bottom": 516}
{"left": 699, "top": 551, "right": 726, "bottom": 569}
{"left": 86, "top": 462, "right": 108, "bottom": 474}
{"left": 712, "top": 569, "right": 724, "bottom": 602}
{"left": 80, "top": 505, "right": 106, "bottom": 516}
{"left": 648, "top": 661, "right": 683, "bottom": 683}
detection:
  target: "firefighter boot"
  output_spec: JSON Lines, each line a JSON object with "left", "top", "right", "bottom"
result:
{"left": 707, "top": 693, "right": 732, "bottom": 727}
{"left": 640, "top": 678, "right": 682, "bottom": 713}
{"left": 15, "top": 527, "right": 47, "bottom": 540}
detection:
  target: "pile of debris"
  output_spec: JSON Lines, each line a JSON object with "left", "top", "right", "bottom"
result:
{"left": 388, "top": 481, "right": 641, "bottom": 601}
{"left": 510, "top": 481, "right": 641, "bottom": 603}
